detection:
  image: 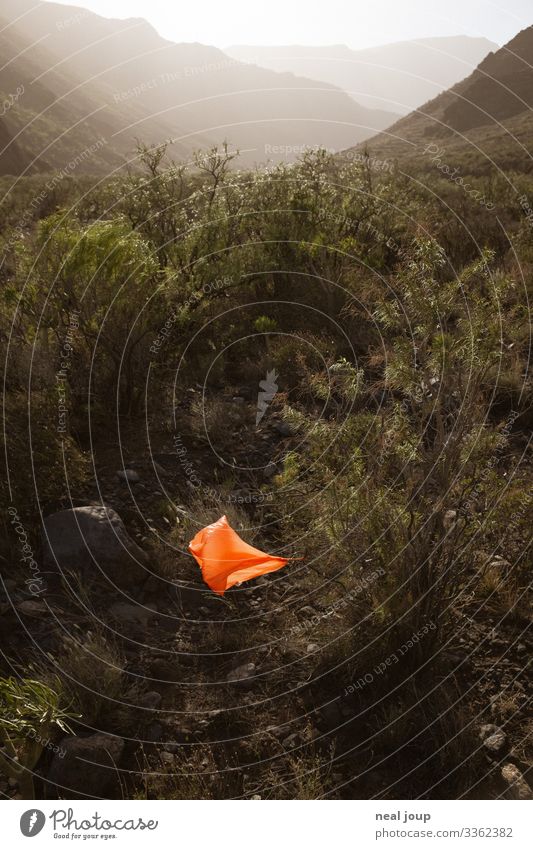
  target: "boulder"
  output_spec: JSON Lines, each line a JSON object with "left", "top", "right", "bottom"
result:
{"left": 42, "top": 505, "right": 147, "bottom": 590}
{"left": 48, "top": 733, "right": 124, "bottom": 798}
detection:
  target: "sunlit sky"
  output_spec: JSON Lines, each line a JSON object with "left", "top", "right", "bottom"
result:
{"left": 43, "top": 0, "right": 533, "bottom": 49}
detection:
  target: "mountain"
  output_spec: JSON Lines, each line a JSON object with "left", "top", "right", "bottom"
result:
{"left": 225, "top": 37, "right": 497, "bottom": 115}
{"left": 342, "top": 26, "right": 533, "bottom": 176}
{"left": 0, "top": 10, "right": 190, "bottom": 178}
{"left": 0, "top": 0, "right": 399, "bottom": 176}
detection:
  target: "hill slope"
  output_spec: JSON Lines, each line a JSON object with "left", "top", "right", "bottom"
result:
{"left": 343, "top": 26, "right": 533, "bottom": 176}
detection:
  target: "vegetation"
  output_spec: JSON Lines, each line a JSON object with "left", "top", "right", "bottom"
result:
{"left": 0, "top": 140, "right": 531, "bottom": 799}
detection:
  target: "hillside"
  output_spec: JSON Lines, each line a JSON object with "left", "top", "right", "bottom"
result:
{"left": 225, "top": 37, "right": 496, "bottom": 115}
{"left": 343, "top": 26, "right": 533, "bottom": 176}
{"left": 0, "top": 0, "right": 399, "bottom": 175}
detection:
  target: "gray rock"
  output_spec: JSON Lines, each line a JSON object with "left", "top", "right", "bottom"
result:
{"left": 42, "top": 505, "right": 147, "bottom": 591}
{"left": 479, "top": 724, "right": 508, "bottom": 756}
{"left": 501, "top": 764, "right": 533, "bottom": 799}
{"left": 273, "top": 421, "right": 293, "bottom": 437}
{"left": 48, "top": 733, "right": 124, "bottom": 798}
{"left": 117, "top": 469, "right": 140, "bottom": 483}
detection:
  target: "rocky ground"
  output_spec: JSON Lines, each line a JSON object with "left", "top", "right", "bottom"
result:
{"left": 1, "top": 388, "right": 531, "bottom": 800}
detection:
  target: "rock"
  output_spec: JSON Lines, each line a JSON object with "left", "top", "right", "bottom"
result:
{"left": 273, "top": 421, "right": 293, "bottom": 437}
{"left": 489, "top": 557, "right": 512, "bottom": 570}
{"left": 42, "top": 505, "right": 147, "bottom": 591}
{"left": 16, "top": 599, "right": 47, "bottom": 617}
{"left": 501, "top": 764, "right": 533, "bottom": 799}
{"left": 226, "top": 662, "right": 256, "bottom": 683}
{"left": 138, "top": 691, "right": 162, "bottom": 711}
{"left": 117, "top": 469, "right": 140, "bottom": 483}
{"left": 48, "top": 733, "right": 124, "bottom": 798}
{"left": 306, "top": 643, "right": 320, "bottom": 653}
{"left": 263, "top": 462, "right": 277, "bottom": 479}
{"left": 443, "top": 509, "right": 457, "bottom": 530}
{"left": 108, "top": 602, "right": 153, "bottom": 627}
{"left": 479, "top": 724, "right": 508, "bottom": 756}
{"left": 145, "top": 722, "right": 163, "bottom": 742}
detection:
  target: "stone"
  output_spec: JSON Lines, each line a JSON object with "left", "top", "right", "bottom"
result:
{"left": 443, "top": 509, "right": 457, "bottom": 530}
{"left": 273, "top": 421, "right": 293, "bottom": 437}
{"left": 16, "top": 599, "right": 47, "bottom": 617}
{"left": 306, "top": 643, "right": 320, "bottom": 653}
{"left": 226, "top": 662, "right": 256, "bottom": 683}
{"left": 145, "top": 722, "right": 163, "bottom": 742}
{"left": 42, "top": 505, "right": 148, "bottom": 591}
{"left": 501, "top": 764, "right": 533, "bottom": 799}
{"left": 117, "top": 469, "right": 140, "bottom": 483}
{"left": 47, "top": 733, "right": 124, "bottom": 798}
{"left": 138, "top": 691, "right": 162, "bottom": 711}
{"left": 108, "top": 602, "right": 153, "bottom": 627}
{"left": 479, "top": 724, "right": 508, "bottom": 756}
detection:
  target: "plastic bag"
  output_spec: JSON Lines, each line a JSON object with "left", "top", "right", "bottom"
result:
{"left": 189, "top": 515, "right": 290, "bottom": 595}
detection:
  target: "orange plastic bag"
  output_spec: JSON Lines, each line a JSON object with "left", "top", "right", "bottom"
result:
{"left": 189, "top": 515, "right": 290, "bottom": 595}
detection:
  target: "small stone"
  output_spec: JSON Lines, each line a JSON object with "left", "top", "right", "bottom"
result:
{"left": 138, "top": 691, "right": 162, "bottom": 710}
{"left": 226, "top": 662, "right": 256, "bottom": 683}
{"left": 117, "top": 469, "right": 140, "bottom": 483}
{"left": 306, "top": 643, "right": 320, "bottom": 653}
{"left": 145, "top": 722, "right": 163, "bottom": 742}
{"left": 109, "top": 602, "right": 152, "bottom": 627}
{"left": 479, "top": 724, "right": 508, "bottom": 756}
{"left": 443, "top": 509, "right": 457, "bottom": 530}
{"left": 501, "top": 764, "right": 533, "bottom": 799}
{"left": 273, "top": 421, "right": 293, "bottom": 437}
{"left": 16, "top": 599, "right": 47, "bottom": 617}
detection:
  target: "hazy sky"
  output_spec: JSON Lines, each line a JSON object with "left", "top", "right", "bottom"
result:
{"left": 44, "top": 0, "right": 532, "bottom": 48}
